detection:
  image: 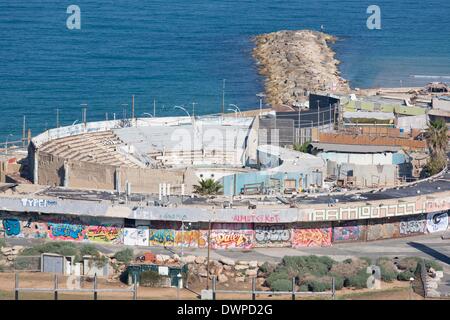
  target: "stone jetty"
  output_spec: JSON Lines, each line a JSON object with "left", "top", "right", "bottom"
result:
{"left": 252, "top": 30, "right": 350, "bottom": 107}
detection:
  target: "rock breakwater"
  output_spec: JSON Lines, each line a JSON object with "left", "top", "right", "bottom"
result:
{"left": 253, "top": 30, "right": 350, "bottom": 107}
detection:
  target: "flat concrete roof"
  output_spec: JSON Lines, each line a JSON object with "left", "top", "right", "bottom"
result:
{"left": 311, "top": 143, "right": 401, "bottom": 153}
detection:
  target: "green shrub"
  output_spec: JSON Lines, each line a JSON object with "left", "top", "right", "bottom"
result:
{"left": 266, "top": 270, "right": 290, "bottom": 287}
{"left": 115, "top": 248, "right": 133, "bottom": 264}
{"left": 259, "top": 262, "right": 276, "bottom": 274}
{"left": 0, "top": 238, "right": 5, "bottom": 248}
{"left": 376, "top": 259, "right": 398, "bottom": 282}
{"left": 305, "top": 280, "right": 331, "bottom": 292}
{"left": 343, "top": 258, "right": 353, "bottom": 264}
{"left": 344, "top": 269, "right": 370, "bottom": 289}
{"left": 80, "top": 244, "right": 100, "bottom": 257}
{"left": 397, "top": 257, "right": 421, "bottom": 272}
{"left": 271, "top": 279, "right": 293, "bottom": 292}
{"left": 281, "top": 255, "right": 336, "bottom": 278}
{"left": 424, "top": 259, "right": 443, "bottom": 272}
{"left": 20, "top": 242, "right": 78, "bottom": 257}
{"left": 333, "top": 276, "right": 345, "bottom": 290}
{"left": 140, "top": 270, "right": 163, "bottom": 287}
{"left": 298, "top": 284, "right": 309, "bottom": 292}
{"left": 397, "top": 270, "right": 415, "bottom": 281}
{"left": 360, "top": 257, "right": 372, "bottom": 266}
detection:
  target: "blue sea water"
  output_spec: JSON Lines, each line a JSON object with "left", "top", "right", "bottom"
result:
{"left": 1, "top": 0, "right": 450, "bottom": 140}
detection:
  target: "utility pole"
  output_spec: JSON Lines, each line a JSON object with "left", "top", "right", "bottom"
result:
{"left": 22, "top": 116, "right": 26, "bottom": 148}
{"left": 317, "top": 100, "right": 320, "bottom": 128}
{"left": 153, "top": 99, "right": 156, "bottom": 117}
{"left": 81, "top": 103, "right": 88, "bottom": 127}
{"left": 192, "top": 102, "right": 197, "bottom": 118}
{"left": 222, "top": 79, "right": 226, "bottom": 114}
{"left": 132, "top": 95, "right": 135, "bottom": 120}
{"left": 56, "top": 108, "right": 60, "bottom": 128}
{"left": 298, "top": 107, "right": 301, "bottom": 144}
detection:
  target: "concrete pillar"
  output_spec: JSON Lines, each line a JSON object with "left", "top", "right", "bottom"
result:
{"left": 33, "top": 151, "right": 39, "bottom": 185}
{"left": 63, "top": 162, "right": 69, "bottom": 187}
{"left": 115, "top": 169, "right": 121, "bottom": 192}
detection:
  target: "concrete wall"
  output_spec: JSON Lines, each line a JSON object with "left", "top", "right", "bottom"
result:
{"left": 69, "top": 161, "right": 116, "bottom": 190}
{"left": 1, "top": 211, "right": 446, "bottom": 248}
{"left": 120, "top": 167, "right": 186, "bottom": 194}
{"left": 37, "top": 151, "right": 195, "bottom": 194}
{"left": 37, "top": 152, "right": 65, "bottom": 187}
{"left": 327, "top": 160, "right": 398, "bottom": 187}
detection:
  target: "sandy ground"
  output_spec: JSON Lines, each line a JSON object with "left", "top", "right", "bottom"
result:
{"left": 0, "top": 272, "right": 430, "bottom": 300}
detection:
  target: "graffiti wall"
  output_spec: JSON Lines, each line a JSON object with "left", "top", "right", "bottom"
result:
{"left": 366, "top": 218, "right": 400, "bottom": 241}
{"left": 399, "top": 214, "right": 426, "bottom": 236}
{"left": 147, "top": 221, "right": 205, "bottom": 247}
{"left": 254, "top": 224, "right": 291, "bottom": 247}
{"left": 123, "top": 227, "right": 149, "bottom": 246}
{"left": 426, "top": 212, "right": 449, "bottom": 233}
{"left": 292, "top": 223, "right": 332, "bottom": 247}
{"left": 148, "top": 228, "right": 175, "bottom": 246}
{"left": 85, "top": 226, "right": 123, "bottom": 244}
{"left": 1, "top": 217, "right": 48, "bottom": 239}
{"left": 333, "top": 221, "right": 365, "bottom": 242}
{"left": 210, "top": 223, "right": 254, "bottom": 249}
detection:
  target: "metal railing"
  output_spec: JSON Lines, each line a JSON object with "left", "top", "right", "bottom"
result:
{"left": 210, "top": 276, "right": 335, "bottom": 300}
{"left": 14, "top": 273, "right": 138, "bottom": 300}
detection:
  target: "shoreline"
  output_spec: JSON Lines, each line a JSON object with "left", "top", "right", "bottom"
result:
{"left": 252, "top": 30, "right": 350, "bottom": 107}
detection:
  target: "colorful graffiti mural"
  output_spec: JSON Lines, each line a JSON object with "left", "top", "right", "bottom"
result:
{"left": 210, "top": 223, "right": 254, "bottom": 249}
{"left": 254, "top": 224, "right": 291, "bottom": 247}
{"left": 2, "top": 219, "right": 21, "bottom": 236}
{"left": 292, "top": 225, "right": 332, "bottom": 247}
{"left": 48, "top": 222, "right": 85, "bottom": 241}
{"left": 399, "top": 215, "right": 426, "bottom": 235}
{"left": 426, "top": 212, "right": 449, "bottom": 233}
{"left": 333, "top": 222, "right": 363, "bottom": 242}
{"left": 85, "top": 226, "right": 122, "bottom": 244}
{"left": 1, "top": 218, "right": 48, "bottom": 239}
{"left": 149, "top": 229, "right": 175, "bottom": 246}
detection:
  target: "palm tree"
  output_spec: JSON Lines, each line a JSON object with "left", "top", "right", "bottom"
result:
{"left": 424, "top": 119, "right": 448, "bottom": 174}
{"left": 193, "top": 178, "right": 223, "bottom": 196}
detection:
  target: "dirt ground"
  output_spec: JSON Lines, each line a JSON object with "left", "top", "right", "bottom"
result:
{"left": 0, "top": 272, "right": 428, "bottom": 300}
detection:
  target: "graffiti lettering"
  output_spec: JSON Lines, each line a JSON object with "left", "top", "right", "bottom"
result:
{"left": 426, "top": 212, "right": 449, "bottom": 233}
{"left": 292, "top": 227, "right": 331, "bottom": 247}
{"left": 232, "top": 214, "right": 280, "bottom": 223}
{"left": 85, "top": 226, "right": 122, "bottom": 243}
{"left": 255, "top": 224, "right": 290, "bottom": 246}
{"left": 149, "top": 229, "right": 175, "bottom": 246}
{"left": 333, "top": 224, "right": 362, "bottom": 242}
{"left": 399, "top": 215, "right": 426, "bottom": 235}
{"left": 3, "top": 219, "right": 20, "bottom": 236}
{"left": 48, "top": 223, "right": 85, "bottom": 241}
{"left": 21, "top": 198, "right": 57, "bottom": 208}
{"left": 212, "top": 232, "right": 252, "bottom": 249}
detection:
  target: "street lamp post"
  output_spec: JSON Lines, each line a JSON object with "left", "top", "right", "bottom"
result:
{"left": 229, "top": 104, "right": 242, "bottom": 117}
{"left": 81, "top": 103, "right": 88, "bottom": 127}
{"left": 256, "top": 93, "right": 266, "bottom": 115}
{"left": 173, "top": 106, "right": 192, "bottom": 123}
{"left": 222, "top": 79, "right": 226, "bottom": 115}
{"left": 227, "top": 108, "right": 238, "bottom": 118}
{"left": 5, "top": 134, "right": 13, "bottom": 155}
{"left": 192, "top": 102, "right": 197, "bottom": 118}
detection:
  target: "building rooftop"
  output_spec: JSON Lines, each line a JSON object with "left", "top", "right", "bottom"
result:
{"left": 311, "top": 143, "right": 401, "bottom": 153}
